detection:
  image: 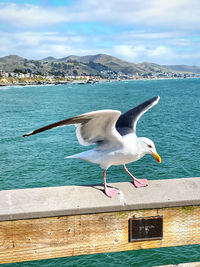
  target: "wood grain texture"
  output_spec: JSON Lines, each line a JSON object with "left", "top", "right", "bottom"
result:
{"left": 0, "top": 206, "right": 200, "bottom": 264}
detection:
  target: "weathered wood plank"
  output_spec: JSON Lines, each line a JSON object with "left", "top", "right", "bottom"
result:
{"left": 0, "top": 178, "right": 200, "bottom": 221}
{"left": 0, "top": 205, "right": 200, "bottom": 264}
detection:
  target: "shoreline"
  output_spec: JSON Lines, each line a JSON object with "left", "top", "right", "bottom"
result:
{"left": 0, "top": 81, "right": 69, "bottom": 87}
{"left": 0, "top": 76, "right": 199, "bottom": 87}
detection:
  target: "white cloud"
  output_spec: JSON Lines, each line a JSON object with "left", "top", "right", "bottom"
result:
{"left": 1, "top": 29, "right": 200, "bottom": 64}
{"left": 113, "top": 43, "right": 200, "bottom": 65}
{"left": 114, "top": 44, "right": 175, "bottom": 64}
{"left": 169, "top": 39, "right": 192, "bottom": 47}
{"left": 1, "top": 0, "right": 200, "bottom": 30}
{"left": 114, "top": 45, "right": 144, "bottom": 59}
{"left": 0, "top": 3, "right": 67, "bottom": 27}
{"left": 115, "top": 31, "right": 181, "bottom": 41}
{"left": 0, "top": 31, "right": 87, "bottom": 58}
{"left": 0, "top": 1, "right": 200, "bottom": 64}
{"left": 0, "top": 31, "right": 107, "bottom": 59}
{"left": 72, "top": 0, "right": 200, "bottom": 30}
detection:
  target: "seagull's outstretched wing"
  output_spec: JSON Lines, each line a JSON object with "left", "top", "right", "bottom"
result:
{"left": 23, "top": 110, "right": 122, "bottom": 147}
{"left": 116, "top": 96, "right": 160, "bottom": 135}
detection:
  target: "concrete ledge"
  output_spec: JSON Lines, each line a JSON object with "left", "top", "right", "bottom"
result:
{"left": 0, "top": 177, "right": 200, "bottom": 221}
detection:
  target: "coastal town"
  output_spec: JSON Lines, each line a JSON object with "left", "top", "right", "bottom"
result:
{"left": 0, "top": 69, "right": 199, "bottom": 86}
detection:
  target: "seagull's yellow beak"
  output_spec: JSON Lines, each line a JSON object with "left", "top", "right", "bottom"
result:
{"left": 152, "top": 152, "right": 162, "bottom": 163}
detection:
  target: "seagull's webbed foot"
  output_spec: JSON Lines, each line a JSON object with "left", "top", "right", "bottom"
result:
{"left": 123, "top": 164, "right": 148, "bottom": 188}
{"left": 133, "top": 178, "right": 148, "bottom": 188}
{"left": 104, "top": 187, "right": 118, "bottom": 198}
{"left": 103, "top": 170, "right": 118, "bottom": 198}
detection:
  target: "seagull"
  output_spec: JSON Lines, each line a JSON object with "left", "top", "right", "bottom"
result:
{"left": 23, "top": 96, "right": 161, "bottom": 198}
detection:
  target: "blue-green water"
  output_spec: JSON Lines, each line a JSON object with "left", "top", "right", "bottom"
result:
{"left": 1, "top": 79, "right": 200, "bottom": 266}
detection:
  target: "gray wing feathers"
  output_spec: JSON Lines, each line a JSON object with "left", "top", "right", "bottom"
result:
{"left": 23, "top": 115, "right": 89, "bottom": 137}
{"left": 116, "top": 96, "right": 160, "bottom": 134}
{"left": 75, "top": 110, "right": 122, "bottom": 146}
{"left": 23, "top": 97, "right": 159, "bottom": 143}
{"left": 23, "top": 110, "right": 122, "bottom": 147}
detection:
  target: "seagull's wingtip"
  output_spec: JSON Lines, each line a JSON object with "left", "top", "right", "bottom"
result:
{"left": 154, "top": 96, "right": 160, "bottom": 104}
{"left": 22, "top": 131, "right": 33, "bottom": 137}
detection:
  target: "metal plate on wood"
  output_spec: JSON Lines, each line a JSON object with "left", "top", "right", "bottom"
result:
{"left": 129, "top": 216, "right": 163, "bottom": 242}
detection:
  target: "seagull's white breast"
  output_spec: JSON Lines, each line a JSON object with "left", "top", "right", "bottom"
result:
{"left": 91, "top": 133, "right": 143, "bottom": 169}
{"left": 112, "top": 133, "right": 142, "bottom": 163}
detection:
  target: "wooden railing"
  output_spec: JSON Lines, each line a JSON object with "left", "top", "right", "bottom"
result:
{"left": 0, "top": 177, "right": 200, "bottom": 264}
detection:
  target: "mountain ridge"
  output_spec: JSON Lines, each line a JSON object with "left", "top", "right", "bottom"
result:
{"left": 0, "top": 54, "right": 200, "bottom": 76}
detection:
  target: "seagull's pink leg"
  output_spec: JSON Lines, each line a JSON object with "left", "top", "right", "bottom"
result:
{"left": 103, "top": 170, "right": 118, "bottom": 197}
{"left": 123, "top": 164, "right": 148, "bottom": 188}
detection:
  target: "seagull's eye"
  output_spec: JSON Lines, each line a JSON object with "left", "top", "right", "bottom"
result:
{"left": 148, "top": 144, "right": 152, "bottom": 148}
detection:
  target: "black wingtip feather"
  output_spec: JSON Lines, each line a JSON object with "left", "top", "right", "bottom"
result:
{"left": 22, "top": 131, "right": 34, "bottom": 137}
{"left": 116, "top": 96, "right": 160, "bottom": 133}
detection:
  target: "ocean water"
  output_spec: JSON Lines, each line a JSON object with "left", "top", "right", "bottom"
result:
{"left": 1, "top": 79, "right": 200, "bottom": 266}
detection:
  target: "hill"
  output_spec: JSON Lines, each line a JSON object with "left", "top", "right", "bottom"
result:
{"left": 0, "top": 54, "right": 200, "bottom": 76}
{"left": 164, "top": 65, "right": 200, "bottom": 74}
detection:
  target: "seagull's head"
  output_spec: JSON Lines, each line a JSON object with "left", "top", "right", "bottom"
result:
{"left": 140, "top": 137, "right": 161, "bottom": 163}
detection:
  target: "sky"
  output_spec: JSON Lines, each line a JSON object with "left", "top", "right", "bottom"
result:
{"left": 0, "top": 0, "right": 200, "bottom": 65}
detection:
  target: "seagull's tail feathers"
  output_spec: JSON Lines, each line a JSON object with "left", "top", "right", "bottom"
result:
{"left": 65, "top": 154, "right": 80, "bottom": 159}
{"left": 65, "top": 149, "right": 110, "bottom": 170}
{"left": 65, "top": 150, "right": 94, "bottom": 161}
